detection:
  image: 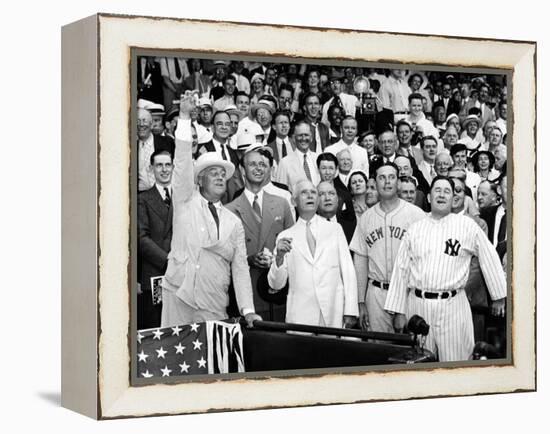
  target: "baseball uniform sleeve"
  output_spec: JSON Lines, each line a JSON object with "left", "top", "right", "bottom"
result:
{"left": 473, "top": 223, "right": 507, "bottom": 301}
{"left": 385, "top": 230, "right": 413, "bottom": 314}
{"left": 349, "top": 217, "right": 368, "bottom": 256}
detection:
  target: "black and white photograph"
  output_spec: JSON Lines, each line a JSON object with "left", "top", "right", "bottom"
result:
{"left": 134, "top": 54, "right": 511, "bottom": 381}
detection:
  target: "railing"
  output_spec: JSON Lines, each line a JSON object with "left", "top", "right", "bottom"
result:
{"left": 248, "top": 320, "right": 416, "bottom": 346}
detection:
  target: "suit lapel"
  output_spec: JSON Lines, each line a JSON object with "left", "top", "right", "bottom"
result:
{"left": 148, "top": 187, "right": 170, "bottom": 221}
{"left": 258, "top": 194, "right": 276, "bottom": 249}
{"left": 234, "top": 194, "right": 260, "bottom": 242}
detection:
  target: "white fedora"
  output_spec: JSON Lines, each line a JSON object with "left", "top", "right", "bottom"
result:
{"left": 193, "top": 152, "right": 235, "bottom": 182}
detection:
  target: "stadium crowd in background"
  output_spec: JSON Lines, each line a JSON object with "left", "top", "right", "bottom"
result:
{"left": 136, "top": 56, "right": 508, "bottom": 362}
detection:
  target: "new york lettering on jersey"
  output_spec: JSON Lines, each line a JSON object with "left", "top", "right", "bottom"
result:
{"left": 363, "top": 225, "right": 408, "bottom": 248}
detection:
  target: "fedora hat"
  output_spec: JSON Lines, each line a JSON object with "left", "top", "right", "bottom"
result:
{"left": 193, "top": 151, "right": 235, "bottom": 182}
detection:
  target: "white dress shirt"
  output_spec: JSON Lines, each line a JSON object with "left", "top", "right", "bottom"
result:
{"left": 138, "top": 133, "right": 155, "bottom": 191}
{"left": 324, "top": 139, "right": 369, "bottom": 177}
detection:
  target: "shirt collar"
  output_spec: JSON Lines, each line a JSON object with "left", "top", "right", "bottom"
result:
{"left": 199, "top": 193, "right": 222, "bottom": 210}
{"left": 243, "top": 188, "right": 263, "bottom": 206}
{"left": 155, "top": 183, "right": 171, "bottom": 197}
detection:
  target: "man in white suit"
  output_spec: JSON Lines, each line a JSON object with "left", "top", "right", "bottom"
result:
{"left": 267, "top": 179, "right": 358, "bottom": 328}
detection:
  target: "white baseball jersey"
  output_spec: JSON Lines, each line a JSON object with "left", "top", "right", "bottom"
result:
{"left": 385, "top": 212, "right": 506, "bottom": 314}
{"left": 384, "top": 212, "right": 506, "bottom": 362}
{"left": 350, "top": 199, "right": 426, "bottom": 284}
{"left": 350, "top": 199, "right": 426, "bottom": 333}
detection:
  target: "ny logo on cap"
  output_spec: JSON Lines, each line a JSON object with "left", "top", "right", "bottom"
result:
{"left": 444, "top": 238, "right": 461, "bottom": 257}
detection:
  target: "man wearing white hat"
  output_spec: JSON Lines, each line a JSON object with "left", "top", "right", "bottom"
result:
{"left": 193, "top": 97, "right": 214, "bottom": 145}
{"left": 197, "top": 109, "right": 243, "bottom": 203}
{"left": 251, "top": 95, "right": 278, "bottom": 145}
{"left": 161, "top": 92, "right": 261, "bottom": 328}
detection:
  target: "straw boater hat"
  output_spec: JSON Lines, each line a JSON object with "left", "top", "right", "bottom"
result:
{"left": 197, "top": 97, "right": 212, "bottom": 108}
{"left": 223, "top": 104, "right": 242, "bottom": 119}
{"left": 462, "top": 114, "right": 481, "bottom": 129}
{"left": 235, "top": 133, "right": 257, "bottom": 151}
{"left": 251, "top": 95, "right": 277, "bottom": 118}
{"left": 193, "top": 152, "right": 235, "bottom": 182}
{"left": 147, "top": 103, "right": 165, "bottom": 116}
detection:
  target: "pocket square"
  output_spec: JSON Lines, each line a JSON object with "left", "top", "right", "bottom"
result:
{"left": 274, "top": 216, "right": 282, "bottom": 221}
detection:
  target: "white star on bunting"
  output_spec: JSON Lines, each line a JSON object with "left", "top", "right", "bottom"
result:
{"left": 190, "top": 323, "right": 200, "bottom": 332}
{"left": 179, "top": 361, "right": 190, "bottom": 373}
{"left": 153, "top": 329, "right": 164, "bottom": 340}
{"left": 174, "top": 343, "right": 186, "bottom": 354}
{"left": 197, "top": 357, "right": 207, "bottom": 368}
{"left": 137, "top": 350, "right": 149, "bottom": 362}
{"left": 156, "top": 347, "right": 167, "bottom": 359}
{"left": 142, "top": 370, "right": 153, "bottom": 378}
{"left": 161, "top": 366, "right": 172, "bottom": 377}
{"left": 192, "top": 339, "right": 203, "bottom": 350}
{"left": 137, "top": 331, "right": 144, "bottom": 344}
{"left": 171, "top": 326, "right": 182, "bottom": 336}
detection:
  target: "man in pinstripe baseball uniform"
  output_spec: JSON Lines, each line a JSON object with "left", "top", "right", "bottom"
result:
{"left": 350, "top": 163, "right": 426, "bottom": 333}
{"left": 384, "top": 176, "right": 506, "bottom": 362}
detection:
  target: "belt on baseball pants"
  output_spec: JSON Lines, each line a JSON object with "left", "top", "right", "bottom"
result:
{"left": 371, "top": 280, "right": 390, "bottom": 290}
{"left": 414, "top": 289, "right": 458, "bottom": 299}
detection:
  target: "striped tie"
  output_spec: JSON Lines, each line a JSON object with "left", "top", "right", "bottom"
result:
{"left": 252, "top": 194, "right": 262, "bottom": 222}
{"left": 303, "top": 154, "right": 312, "bottom": 181}
{"left": 306, "top": 220, "right": 316, "bottom": 257}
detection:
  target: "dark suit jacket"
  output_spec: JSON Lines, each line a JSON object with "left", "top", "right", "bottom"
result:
{"left": 138, "top": 186, "right": 173, "bottom": 291}
{"left": 198, "top": 140, "right": 244, "bottom": 203}
{"left": 480, "top": 204, "right": 506, "bottom": 259}
{"left": 302, "top": 119, "right": 330, "bottom": 152}
{"left": 332, "top": 177, "right": 356, "bottom": 243}
{"left": 225, "top": 191, "right": 294, "bottom": 315}
{"left": 267, "top": 138, "right": 294, "bottom": 164}
{"left": 137, "top": 59, "right": 164, "bottom": 105}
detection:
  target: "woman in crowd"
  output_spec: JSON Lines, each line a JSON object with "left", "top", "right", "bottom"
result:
{"left": 472, "top": 150, "right": 500, "bottom": 181}
{"left": 348, "top": 171, "right": 378, "bottom": 218}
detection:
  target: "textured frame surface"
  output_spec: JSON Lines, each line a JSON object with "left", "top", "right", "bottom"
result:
{"left": 64, "top": 13, "right": 536, "bottom": 419}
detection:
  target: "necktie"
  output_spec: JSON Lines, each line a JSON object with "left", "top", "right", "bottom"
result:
{"left": 333, "top": 95, "right": 343, "bottom": 109}
{"left": 281, "top": 140, "right": 287, "bottom": 158}
{"left": 311, "top": 123, "right": 318, "bottom": 152}
{"left": 252, "top": 194, "right": 262, "bottom": 221}
{"left": 207, "top": 201, "right": 220, "bottom": 239}
{"left": 303, "top": 154, "right": 312, "bottom": 181}
{"left": 221, "top": 144, "right": 228, "bottom": 161}
{"left": 163, "top": 187, "right": 171, "bottom": 208}
{"left": 430, "top": 164, "right": 436, "bottom": 179}
{"left": 174, "top": 59, "right": 182, "bottom": 79}
{"left": 306, "top": 220, "right": 316, "bottom": 257}
{"left": 498, "top": 211, "right": 507, "bottom": 243}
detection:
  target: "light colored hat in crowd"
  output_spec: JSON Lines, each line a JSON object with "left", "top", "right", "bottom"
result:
{"left": 193, "top": 152, "right": 235, "bottom": 182}
{"left": 213, "top": 60, "right": 228, "bottom": 67}
{"left": 137, "top": 98, "right": 155, "bottom": 109}
{"left": 250, "top": 73, "right": 265, "bottom": 84}
{"left": 242, "top": 121, "right": 265, "bottom": 138}
{"left": 446, "top": 113, "right": 460, "bottom": 124}
{"left": 462, "top": 114, "right": 481, "bottom": 129}
{"left": 244, "top": 143, "right": 274, "bottom": 156}
{"left": 223, "top": 104, "right": 242, "bottom": 119}
{"left": 251, "top": 95, "right": 277, "bottom": 118}
{"left": 197, "top": 97, "right": 212, "bottom": 108}
{"left": 236, "top": 133, "right": 257, "bottom": 151}
{"left": 147, "top": 103, "right": 165, "bottom": 116}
